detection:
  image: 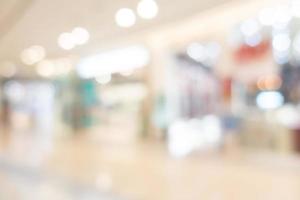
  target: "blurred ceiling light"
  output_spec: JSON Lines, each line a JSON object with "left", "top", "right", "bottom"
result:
{"left": 115, "top": 8, "right": 136, "bottom": 28}
{"left": 259, "top": 6, "right": 291, "bottom": 28}
{"left": 96, "top": 74, "right": 112, "bottom": 85}
{"left": 186, "top": 43, "right": 206, "bottom": 62}
{"left": 245, "top": 34, "right": 262, "bottom": 47}
{"left": 21, "top": 45, "right": 46, "bottom": 65}
{"left": 240, "top": 19, "right": 260, "bottom": 37}
{"left": 274, "top": 5, "right": 292, "bottom": 26}
{"left": 137, "top": 0, "right": 158, "bottom": 19}
{"left": 256, "top": 91, "right": 284, "bottom": 110}
{"left": 77, "top": 45, "right": 149, "bottom": 78}
{"left": 58, "top": 32, "right": 75, "bottom": 50}
{"left": 37, "top": 60, "right": 56, "bottom": 77}
{"left": 272, "top": 33, "right": 291, "bottom": 52}
{"left": 258, "top": 8, "right": 276, "bottom": 26}
{"left": 291, "top": 0, "right": 300, "bottom": 18}
{"left": 71, "top": 27, "right": 90, "bottom": 45}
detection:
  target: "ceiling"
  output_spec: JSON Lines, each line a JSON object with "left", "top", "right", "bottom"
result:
{"left": 0, "top": 0, "right": 34, "bottom": 41}
{"left": 0, "top": 0, "right": 233, "bottom": 64}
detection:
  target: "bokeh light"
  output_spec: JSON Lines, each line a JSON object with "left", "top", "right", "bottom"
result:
{"left": 115, "top": 8, "right": 136, "bottom": 28}
{"left": 137, "top": 0, "right": 159, "bottom": 19}
{"left": 58, "top": 32, "right": 75, "bottom": 50}
{"left": 71, "top": 27, "right": 90, "bottom": 45}
{"left": 21, "top": 45, "right": 46, "bottom": 65}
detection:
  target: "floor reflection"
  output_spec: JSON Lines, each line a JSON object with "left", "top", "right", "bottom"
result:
{"left": 0, "top": 129, "right": 300, "bottom": 200}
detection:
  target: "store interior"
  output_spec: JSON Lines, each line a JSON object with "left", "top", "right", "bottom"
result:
{"left": 1, "top": 0, "right": 300, "bottom": 199}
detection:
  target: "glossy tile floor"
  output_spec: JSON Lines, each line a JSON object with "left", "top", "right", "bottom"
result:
{"left": 0, "top": 128, "right": 300, "bottom": 200}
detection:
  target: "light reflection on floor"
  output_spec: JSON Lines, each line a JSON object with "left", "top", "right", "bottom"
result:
{"left": 0, "top": 129, "right": 122, "bottom": 200}
{"left": 0, "top": 155, "right": 122, "bottom": 200}
{"left": 0, "top": 128, "right": 300, "bottom": 200}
